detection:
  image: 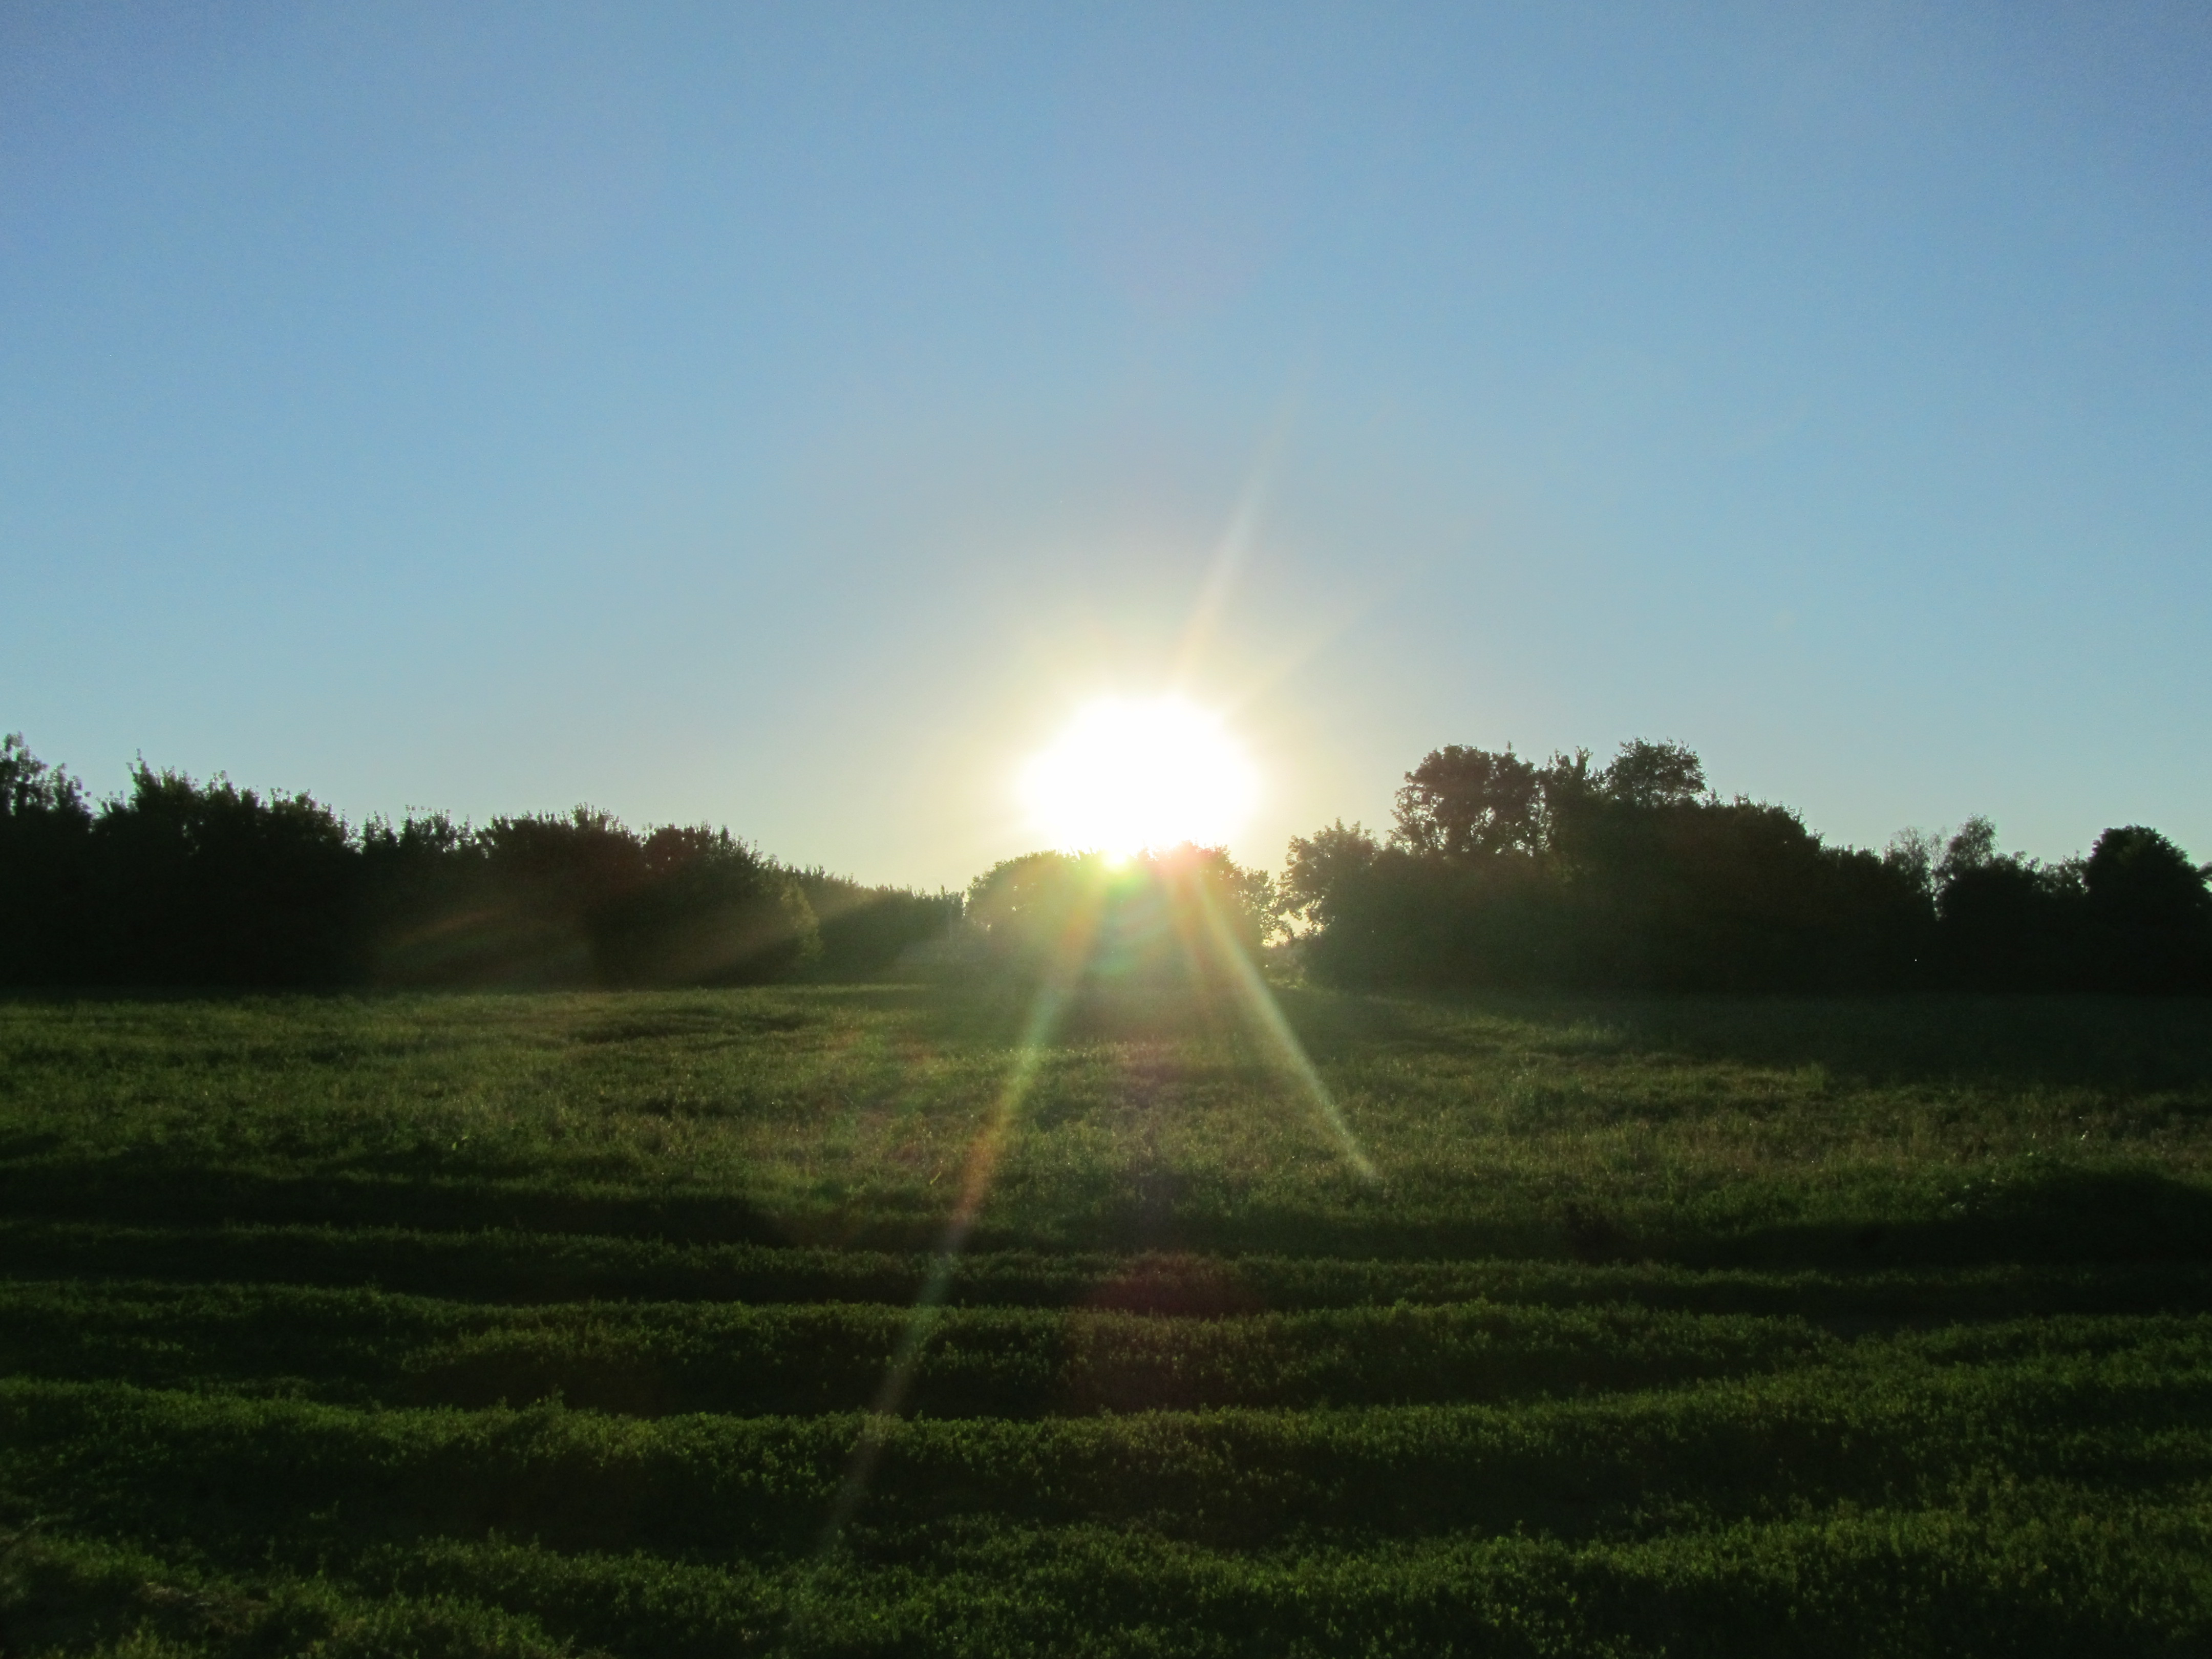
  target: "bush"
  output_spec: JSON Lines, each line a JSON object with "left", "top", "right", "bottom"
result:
{"left": 966, "top": 845, "right": 1277, "bottom": 990}
{"left": 0, "top": 737, "right": 963, "bottom": 990}
{"left": 1287, "top": 741, "right": 2201, "bottom": 995}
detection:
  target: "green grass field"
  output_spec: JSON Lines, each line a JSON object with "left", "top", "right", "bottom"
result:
{"left": 3, "top": 983, "right": 2210, "bottom": 1656}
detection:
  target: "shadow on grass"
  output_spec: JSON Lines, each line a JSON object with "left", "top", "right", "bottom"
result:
{"left": 1275, "top": 985, "right": 2212, "bottom": 1096}
{"left": 1699, "top": 1163, "right": 2212, "bottom": 1273}
{"left": 4, "top": 1154, "right": 2210, "bottom": 1273}
{"left": 0, "top": 1155, "right": 808, "bottom": 1247}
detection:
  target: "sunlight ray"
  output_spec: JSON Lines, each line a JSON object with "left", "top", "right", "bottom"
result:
{"left": 819, "top": 890, "right": 1106, "bottom": 1546}
{"left": 1185, "top": 874, "right": 1378, "bottom": 1184}
{"left": 1167, "top": 396, "right": 1305, "bottom": 697}
{"left": 1168, "top": 467, "right": 1267, "bottom": 694}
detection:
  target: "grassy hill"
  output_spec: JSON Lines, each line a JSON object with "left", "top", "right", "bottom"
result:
{"left": 2, "top": 984, "right": 2208, "bottom": 1655}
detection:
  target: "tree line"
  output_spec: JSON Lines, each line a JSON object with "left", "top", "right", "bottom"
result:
{"left": 7, "top": 730, "right": 2207, "bottom": 994}
{"left": 0, "top": 735, "right": 957, "bottom": 989}
{"left": 963, "top": 845, "right": 1278, "bottom": 989}
{"left": 1282, "top": 739, "right": 2212, "bottom": 993}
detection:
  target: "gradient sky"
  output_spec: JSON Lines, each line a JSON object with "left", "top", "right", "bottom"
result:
{"left": 5, "top": 3, "right": 2208, "bottom": 889}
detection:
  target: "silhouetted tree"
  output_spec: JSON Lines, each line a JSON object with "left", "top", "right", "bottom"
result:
{"left": 2082, "top": 825, "right": 2212, "bottom": 991}
{"left": 1393, "top": 747, "right": 1544, "bottom": 859}
{"left": 0, "top": 735, "right": 953, "bottom": 989}
{"left": 1882, "top": 826, "right": 1945, "bottom": 902}
{"left": 594, "top": 825, "right": 818, "bottom": 986}
{"left": 1597, "top": 738, "right": 1707, "bottom": 809}
{"left": 1930, "top": 819, "right": 2089, "bottom": 991}
{"left": 967, "top": 844, "right": 1277, "bottom": 987}
{"left": 1290, "top": 739, "right": 1935, "bottom": 992}
{"left": 88, "top": 763, "right": 359, "bottom": 986}
{"left": 1280, "top": 820, "right": 1382, "bottom": 929}
{"left": 790, "top": 867, "right": 964, "bottom": 978}
{"left": 6, "top": 728, "right": 2203, "bottom": 996}
{"left": 358, "top": 811, "right": 496, "bottom": 984}
{"left": 0, "top": 734, "right": 94, "bottom": 983}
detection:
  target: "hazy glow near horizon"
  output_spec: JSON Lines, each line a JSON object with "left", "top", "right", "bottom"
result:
{"left": 1022, "top": 698, "right": 1258, "bottom": 858}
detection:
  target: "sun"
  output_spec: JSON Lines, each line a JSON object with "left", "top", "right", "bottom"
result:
{"left": 1022, "top": 697, "right": 1259, "bottom": 858}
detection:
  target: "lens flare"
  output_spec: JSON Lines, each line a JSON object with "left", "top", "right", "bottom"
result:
{"left": 816, "top": 856, "right": 1376, "bottom": 1555}
{"left": 1022, "top": 696, "right": 1257, "bottom": 857}
{"left": 819, "top": 883, "right": 1106, "bottom": 1548}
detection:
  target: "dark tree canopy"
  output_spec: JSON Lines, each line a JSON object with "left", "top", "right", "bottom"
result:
{"left": 2082, "top": 825, "right": 2212, "bottom": 992}
{"left": 1393, "top": 746, "right": 1544, "bottom": 860}
{"left": 1597, "top": 738, "right": 1707, "bottom": 809}
{"left": 4, "top": 729, "right": 2205, "bottom": 995}
{"left": 0, "top": 734, "right": 957, "bottom": 989}
{"left": 967, "top": 843, "right": 1277, "bottom": 987}
{"left": 1287, "top": 739, "right": 2208, "bottom": 994}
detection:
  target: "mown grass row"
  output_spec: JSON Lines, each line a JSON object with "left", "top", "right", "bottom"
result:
{"left": 0, "top": 1278, "right": 1843, "bottom": 1414}
{"left": 11, "top": 1497, "right": 2212, "bottom": 1659}
{"left": 6, "top": 987, "right": 2212, "bottom": 1655}
{"left": 11, "top": 1156, "right": 2212, "bottom": 1266}
{"left": 13, "top": 1220, "right": 2212, "bottom": 1323}
{"left": 7, "top": 989, "right": 2209, "bottom": 1269}
{"left": 8, "top": 1325, "right": 2209, "bottom": 1562}
{"left": 9, "top": 1280, "right": 2212, "bottom": 1421}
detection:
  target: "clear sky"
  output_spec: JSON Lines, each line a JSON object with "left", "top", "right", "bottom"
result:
{"left": 5, "top": 3, "right": 2208, "bottom": 889}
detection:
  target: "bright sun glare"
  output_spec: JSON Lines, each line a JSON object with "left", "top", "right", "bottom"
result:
{"left": 1022, "top": 697, "right": 1259, "bottom": 858}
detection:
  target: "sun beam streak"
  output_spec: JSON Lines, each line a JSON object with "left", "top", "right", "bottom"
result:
{"left": 819, "top": 892, "right": 1104, "bottom": 1548}
{"left": 1154, "top": 401, "right": 1430, "bottom": 732}
{"left": 1169, "top": 477, "right": 1263, "bottom": 695}
{"left": 813, "top": 396, "right": 1375, "bottom": 1576}
{"left": 1185, "top": 875, "right": 1378, "bottom": 1184}
{"left": 1169, "top": 400, "right": 1295, "bottom": 696}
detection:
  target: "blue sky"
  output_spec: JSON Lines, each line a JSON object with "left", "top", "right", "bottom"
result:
{"left": 4, "top": 2, "right": 2208, "bottom": 888}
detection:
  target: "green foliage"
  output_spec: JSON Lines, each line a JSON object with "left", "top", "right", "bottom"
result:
{"left": 2085, "top": 826, "right": 2212, "bottom": 991}
{"left": 1392, "top": 746, "right": 1545, "bottom": 859}
{"left": 9, "top": 727, "right": 2205, "bottom": 996}
{"left": 361, "top": 808, "right": 820, "bottom": 989}
{"left": 787, "top": 869, "right": 964, "bottom": 980}
{"left": 0, "top": 736, "right": 95, "bottom": 986}
{"left": 3, "top": 986, "right": 2211, "bottom": 1653}
{"left": 1290, "top": 740, "right": 2207, "bottom": 993}
{"left": 92, "top": 763, "right": 366, "bottom": 987}
{"left": 0, "top": 734, "right": 90, "bottom": 823}
{"left": 0, "top": 737, "right": 958, "bottom": 990}
{"left": 966, "top": 844, "right": 1278, "bottom": 992}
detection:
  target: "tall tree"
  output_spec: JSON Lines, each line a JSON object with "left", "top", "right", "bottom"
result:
{"left": 1392, "top": 747, "right": 1543, "bottom": 860}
